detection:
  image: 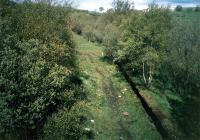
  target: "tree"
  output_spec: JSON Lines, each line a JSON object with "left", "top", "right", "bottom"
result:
{"left": 175, "top": 5, "right": 182, "bottom": 11}
{"left": 116, "top": 4, "right": 172, "bottom": 86}
{"left": 160, "top": 21, "right": 200, "bottom": 94}
{"left": 99, "top": 7, "right": 104, "bottom": 12}
{"left": 103, "top": 24, "right": 119, "bottom": 58}
{"left": 195, "top": 5, "right": 200, "bottom": 12}
{"left": 112, "top": 0, "right": 133, "bottom": 14}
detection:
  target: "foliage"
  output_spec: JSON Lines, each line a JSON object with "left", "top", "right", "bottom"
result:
{"left": 195, "top": 5, "right": 200, "bottom": 12}
{"left": 115, "top": 4, "right": 172, "bottom": 86}
{"left": 71, "top": 1, "right": 130, "bottom": 57}
{"left": 160, "top": 21, "right": 200, "bottom": 94}
{"left": 99, "top": 7, "right": 104, "bottom": 12}
{"left": 112, "top": 0, "right": 133, "bottom": 14}
{"left": 103, "top": 24, "right": 119, "bottom": 57}
{"left": 70, "top": 2, "right": 200, "bottom": 140}
{"left": 42, "top": 102, "right": 87, "bottom": 140}
{"left": 73, "top": 34, "right": 162, "bottom": 140}
{"left": 0, "top": 0, "right": 86, "bottom": 139}
{"left": 175, "top": 5, "right": 183, "bottom": 11}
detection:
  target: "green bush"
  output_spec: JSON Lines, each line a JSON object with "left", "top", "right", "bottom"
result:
{"left": 0, "top": 1, "right": 86, "bottom": 139}
{"left": 116, "top": 4, "right": 172, "bottom": 86}
{"left": 0, "top": 38, "right": 79, "bottom": 136}
{"left": 195, "top": 5, "right": 200, "bottom": 12}
{"left": 160, "top": 22, "right": 200, "bottom": 94}
{"left": 175, "top": 5, "right": 183, "bottom": 11}
{"left": 42, "top": 102, "right": 87, "bottom": 140}
{"left": 103, "top": 24, "right": 119, "bottom": 58}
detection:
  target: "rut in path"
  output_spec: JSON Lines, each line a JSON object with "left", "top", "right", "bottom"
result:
{"left": 102, "top": 78, "right": 119, "bottom": 109}
{"left": 102, "top": 77, "right": 133, "bottom": 140}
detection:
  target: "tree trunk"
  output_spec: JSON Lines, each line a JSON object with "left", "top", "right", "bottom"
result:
{"left": 143, "top": 62, "right": 147, "bottom": 86}
{"left": 148, "top": 65, "right": 153, "bottom": 86}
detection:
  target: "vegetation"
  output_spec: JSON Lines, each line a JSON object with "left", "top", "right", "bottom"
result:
{"left": 0, "top": 0, "right": 199, "bottom": 139}
{"left": 0, "top": 0, "right": 86, "bottom": 139}
{"left": 175, "top": 5, "right": 183, "bottom": 11}
{"left": 195, "top": 5, "right": 200, "bottom": 12}
{"left": 115, "top": 4, "right": 172, "bottom": 87}
{"left": 112, "top": 0, "right": 133, "bottom": 14}
{"left": 70, "top": 1, "right": 200, "bottom": 139}
{"left": 74, "top": 34, "right": 161, "bottom": 140}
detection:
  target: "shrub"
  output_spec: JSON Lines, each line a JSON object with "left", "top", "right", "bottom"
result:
{"left": 195, "top": 5, "right": 200, "bottom": 12}
{"left": 175, "top": 5, "right": 183, "bottom": 11}
{"left": 103, "top": 24, "right": 119, "bottom": 58}
{"left": 42, "top": 102, "right": 87, "bottom": 140}
{"left": 0, "top": 1, "right": 86, "bottom": 139}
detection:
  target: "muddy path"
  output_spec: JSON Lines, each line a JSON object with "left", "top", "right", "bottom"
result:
{"left": 103, "top": 78, "right": 133, "bottom": 139}
{"left": 102, "top": 78, "right": 119, "bottom": 109}
{"left": 100, "top": 68, "right": 133, "bottom": 139}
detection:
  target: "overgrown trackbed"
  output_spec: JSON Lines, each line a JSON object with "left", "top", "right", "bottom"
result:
{"left": 74, "top": 34, "right": 162, "bottom": 140}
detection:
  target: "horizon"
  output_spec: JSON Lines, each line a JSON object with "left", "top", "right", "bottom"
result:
{"left": 76, "top": 0, "right": 200, "bottom": 11}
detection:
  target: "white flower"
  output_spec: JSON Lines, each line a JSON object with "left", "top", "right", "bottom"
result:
{"left": 84, "top": 128, "right": 91, "bottom": 131}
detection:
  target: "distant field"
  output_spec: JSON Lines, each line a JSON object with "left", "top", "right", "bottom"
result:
{"left": 171, "top": 11, "right": 200, "bottom": 22}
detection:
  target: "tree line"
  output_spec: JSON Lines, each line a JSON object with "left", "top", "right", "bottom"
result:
{"left": 72, "top": 0, "right": 200, "bottom": 95}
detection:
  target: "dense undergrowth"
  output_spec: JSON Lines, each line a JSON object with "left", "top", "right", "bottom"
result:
{"left": 0, "top": 0, "right": 199, "bottom": 139}
{"left": 0, "top": 0, "right": 87, "bottom": 139}
{"left": 72, "top": 1, "right": 200, "bottom": 139}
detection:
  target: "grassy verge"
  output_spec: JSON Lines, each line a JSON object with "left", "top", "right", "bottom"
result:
{"left": 130, "top": 74, "right": 200, "bottom": 140}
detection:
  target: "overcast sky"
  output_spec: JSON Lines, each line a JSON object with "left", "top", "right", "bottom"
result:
{"left": 75, "top": 0, "right": 200, "bottom": 11}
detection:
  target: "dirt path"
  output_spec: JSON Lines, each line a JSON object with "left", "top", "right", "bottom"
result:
{"left": 74, "top": 34, "right": 162, "bottom": 140}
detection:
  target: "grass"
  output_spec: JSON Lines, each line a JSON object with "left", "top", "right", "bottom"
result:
{"left": 74, "top": 34, "right": 162, "bottom": 140}
{"left": 130, "top": 72, "right": 200, "bottom": 140}
{"left": 130, "top": 74, "right": 183, "bottom": 136}
{"left": 74, "top": 10, "right": 200, "bottom": 140}
{"left": 171, "top": 10, "right": 200, "bottom": 22}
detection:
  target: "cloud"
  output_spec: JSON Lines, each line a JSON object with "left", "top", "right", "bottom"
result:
{"left": 134, "top": 0, "right": 150, "bottom": 10}
{"left": 77, "top": 0, "right": 200, "bottom": 11}
{"left": 155, "top": 0, "right": 200, "bottom": 8}
{"left": 77, "top": 0, "right": 113, "bottom": 11}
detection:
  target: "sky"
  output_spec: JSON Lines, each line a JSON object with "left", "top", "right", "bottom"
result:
{"left": 75, "top": 0, "right": 200, "bottom": 11}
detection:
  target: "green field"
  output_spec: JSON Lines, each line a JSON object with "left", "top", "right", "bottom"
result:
{"left": 171, "top": 10, "right": 200, "bottom": 22}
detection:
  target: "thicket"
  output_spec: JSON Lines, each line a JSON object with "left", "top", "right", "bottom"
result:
{"left": 0, "top": 0, "right": 86, "bottom": 139}
{"left": 72, "top": 2, "right": 200, "bottom": 138}
{"left": 73, "top": 0, "right": 200, "bottom": 96}
{"left": 160, "top": 21, "right": 200, "bottom": 95}
{"left": 64, "top": 1, "right": 200, "bottom": 137}
{"left": 71, "top": 7, "right": 130, "bottom": 57}
{"left": 115, "top": 4, "right": 172, "bottom": 87}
